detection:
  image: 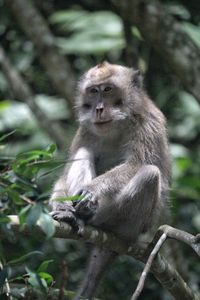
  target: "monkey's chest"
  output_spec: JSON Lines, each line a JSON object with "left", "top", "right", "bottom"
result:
{"left": 95, "top": 149, "right": 124, "bottom": 175}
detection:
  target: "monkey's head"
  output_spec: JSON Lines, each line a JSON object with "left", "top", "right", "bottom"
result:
{"left": 76, "top": 62, "right": 146, "bottom": 137}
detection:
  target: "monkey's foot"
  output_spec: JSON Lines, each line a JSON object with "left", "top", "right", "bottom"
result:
{"left": 50, "top": 202, "right": 79, "bottom": 230}
{"left": 74, "top": 190, "right": 98, "bottom": 221}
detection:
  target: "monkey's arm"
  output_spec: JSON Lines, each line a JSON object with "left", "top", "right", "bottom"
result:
{"left": 76, "top": 162, "right": 139, "bottom": 203}
{"left": 50, "top": 147, "right": 96, "bottom": 224}
{"left": 75, "top": 164, "right": 164, "bottom": 238}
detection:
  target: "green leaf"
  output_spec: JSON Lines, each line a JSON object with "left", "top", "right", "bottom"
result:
{"left": 26, "top": 204, "right": 43, "bottom": 226}
{"left": 51, "top": 9, "right": 125, "bottom": 55}
{"left": 19, "top": 205, "right": 31, "bottom": 224}
{"left": 47, "top": 144, "right": 57, "bottom": 154}
{"left": 37, "top": 212, "right": 55, "bottom": 238}
{"left": 57, "top": 35, "right": 124, "bottom": 55}
{"left": 38, "top": 272, "right": 53, "bottom": 285}
{"left": 54, "top": 195, "right": 83, "bottom": 202}
{"left": 37, "top": 259, "right": 54, "bottom": 273}
{"left": 0, "top": 100, "right": 11, "bottom": 111}
{"left": 0, "top": 216, "right": 10, "bottom": 223}
{"left": 26, "top": 267, "right": 47, "bottom": 291}
{"left": 7, "top": 189, "right": 23, "bottom": 205}
{"left": 176, "top": 157, "right": 192, "bottom": 172}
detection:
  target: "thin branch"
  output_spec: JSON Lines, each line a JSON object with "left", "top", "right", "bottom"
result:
{"left": 131, "top": 225, "right": 200, "bottom": 300}
{"left": 131, "top": 232, "right": 167, "bottom": 300}
{"left": 0, "top": 46, "right": 66, "bottom": 150}
{"left": 158, "top": 225, "right": 200, "bottom": 256}
{"left": 3, "top": 215, "right": 199, "bottom": 300}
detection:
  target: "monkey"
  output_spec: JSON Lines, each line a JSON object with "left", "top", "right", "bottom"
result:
{"left": 50, "top": 61, "right": 171, "bottom": 300}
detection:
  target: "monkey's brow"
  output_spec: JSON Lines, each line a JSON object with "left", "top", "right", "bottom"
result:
{"left": 85, "top": 81, "right": 114, "bottom": 89}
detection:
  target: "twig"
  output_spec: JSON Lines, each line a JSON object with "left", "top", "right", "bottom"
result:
{"left": 131, "top": 232, "right": 167, "bottom": 300}
{"left": 159, "top": 225, "right": 200, "bottom": 256}
{"left": 130, "top": 225, "right": 200, "bottom": 300}
{"left": 20, "top": 195, "right": 34, "bottom": 204}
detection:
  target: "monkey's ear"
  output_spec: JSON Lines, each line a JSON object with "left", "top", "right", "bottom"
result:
{"left": 132, "top": 69, "right": 143, "bottom": 88}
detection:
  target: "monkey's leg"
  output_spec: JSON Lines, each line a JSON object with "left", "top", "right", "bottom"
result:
{"left": 73, "top": 247, "right": 117, "bottom": 300}
{"left": 116, "top": 165, "right": 162, "bottom": 239}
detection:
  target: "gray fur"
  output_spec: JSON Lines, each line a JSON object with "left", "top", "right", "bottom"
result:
{"left": 50, "top": 62, "right": 171, "bottom": 300}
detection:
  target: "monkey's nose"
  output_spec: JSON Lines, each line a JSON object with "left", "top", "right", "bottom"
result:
{"left": 96, "top": 107, "right": 104, "bottom": 119}
{"left": 96, "top": 102, "right": 104, "bottom": 119}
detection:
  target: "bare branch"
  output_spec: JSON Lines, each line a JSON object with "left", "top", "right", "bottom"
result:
{"left": 0, "top": 46, "right": 66, "bottom": 150}
{"left": 4, "top": 215, "right": 199, "bottom": 300}
{"left": 131, "top": 232, "right": 167, "bottom": 300}
{"left": 158, "top": 225, "right": 200, "bottom": 256}
{"left": 131, "top": 225, "right": 200, "bottom": 300}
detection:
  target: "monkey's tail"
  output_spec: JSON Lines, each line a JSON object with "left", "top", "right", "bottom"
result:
{"left": 73, "top": 246, "right": 117, "bottom": 300}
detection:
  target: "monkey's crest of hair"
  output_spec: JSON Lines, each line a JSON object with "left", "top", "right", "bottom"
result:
{"left": 78, "top": 61, "right": 136, "bottom": 92}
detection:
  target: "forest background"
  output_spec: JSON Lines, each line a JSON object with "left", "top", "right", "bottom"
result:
{"left": 0, "top": 0, "right": 200, "bottom": 299}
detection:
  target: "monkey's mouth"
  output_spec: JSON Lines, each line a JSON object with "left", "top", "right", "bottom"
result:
{"left": 94, "top": 120, "right": 112, "bottom": 125}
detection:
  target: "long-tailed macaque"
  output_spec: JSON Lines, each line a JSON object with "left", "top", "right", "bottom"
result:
{"left": 50, "top": 62, "right": 171, "bottom": 300}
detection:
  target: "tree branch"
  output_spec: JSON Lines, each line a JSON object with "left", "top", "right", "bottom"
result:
{"left": 158, "top": 225, "right": 200, "bottom": 256}
{"left": 113, "top": 0, "right": 200, "bottom": 105}
{"left": 131, "top": 225, "right": 200, "bottom": 300}
{"left": 5, "top": 0, "right": 75, "bottom": 115}
{"left": 5, "top": 216, "right": 200, "bottom": 300}
{"left": 0, "top": 46, "right": 66, "bottom": 150}
{"left": 131, "top": 232, "right": 167, "bottom": 300}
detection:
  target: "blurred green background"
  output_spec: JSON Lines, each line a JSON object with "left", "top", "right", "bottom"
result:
{"left": 0, "top": 0, "right": 200, "bottom": 299}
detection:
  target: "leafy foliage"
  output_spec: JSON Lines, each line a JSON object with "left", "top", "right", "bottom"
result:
{"left": 0, "top": 139, "right": 58, "bottom": 296}
{"left": 50, "top": 10, "right": 125, "bottom": 54}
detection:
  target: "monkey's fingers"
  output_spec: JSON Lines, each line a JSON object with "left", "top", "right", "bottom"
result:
{"left": 73, "top": 189, "right": 93, "bottom": 207}
{"left": 50, "top": 210, "right": 79, "bottom": 230}
{"left": 53, "top": 201, "right": 75, "bottom": 212}
{"left": 75, "top": 197, "right": 98, "bottom": 221}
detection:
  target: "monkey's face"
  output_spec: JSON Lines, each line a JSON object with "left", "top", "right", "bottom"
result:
{"left": 77, "top": 83, "right": 128, "bottom": 137}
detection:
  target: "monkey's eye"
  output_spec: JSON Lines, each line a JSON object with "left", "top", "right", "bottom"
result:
{"left": 114, "top": 99, "right": 123, "bottom": 106}
{"left": 104, "top": 86, "right": 112, "bottom": 92}
{"left": 89, "top": 87, "right": 98, "bottom": 94}
{"left": 83, "top": 103, "right": 92, "bottom": 109}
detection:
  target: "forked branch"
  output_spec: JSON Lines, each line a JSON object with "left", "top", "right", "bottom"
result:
{"left": 131, "top": 225, "right": 200, "bottom": 300}
{"left": 2, "top": 216, "right": 200, "bottom": 300}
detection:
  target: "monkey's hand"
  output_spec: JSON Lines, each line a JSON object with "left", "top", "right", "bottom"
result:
{"left": 74, "top": 189, "right": 98, "bottom": 221}
{"left": 50, "top": 201, "right": 79, "bottom": 230}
